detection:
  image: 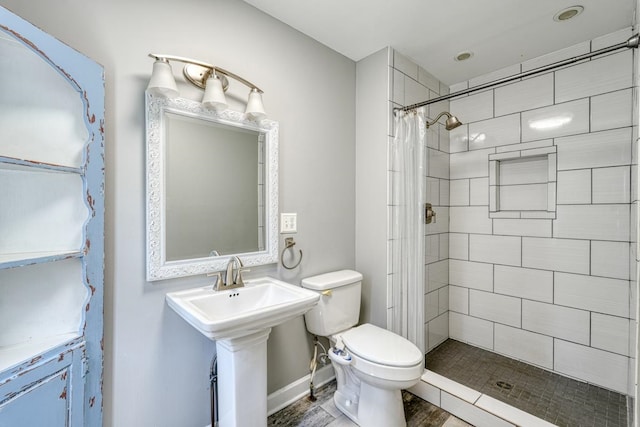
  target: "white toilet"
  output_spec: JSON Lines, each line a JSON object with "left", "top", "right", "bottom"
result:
{"left": 301, "top": 270, "right": 424, "bottom": 427}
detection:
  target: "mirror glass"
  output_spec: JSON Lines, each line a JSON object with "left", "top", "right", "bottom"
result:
{"left": 146, "top": 93, "right": 278, "bottom": 280}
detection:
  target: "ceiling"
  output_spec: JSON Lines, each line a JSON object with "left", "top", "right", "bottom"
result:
{"left": 243, "top": 0, "right": 636, "bottom": 85}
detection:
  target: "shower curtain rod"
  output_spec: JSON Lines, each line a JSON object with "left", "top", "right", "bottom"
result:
{"left": 395, "top": 33, "right": 640, "bottom": 113}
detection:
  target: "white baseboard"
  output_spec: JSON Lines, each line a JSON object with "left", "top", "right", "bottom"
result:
{"left": 267, "top": 364, "right": 335, "bottom": 416}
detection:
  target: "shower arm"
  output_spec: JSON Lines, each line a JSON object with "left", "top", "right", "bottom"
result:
{"left": 425, "top": 111, "right": 451, "bottom": 128}
{"left": 394, "top": 33, "right": 640, "bottom": 114}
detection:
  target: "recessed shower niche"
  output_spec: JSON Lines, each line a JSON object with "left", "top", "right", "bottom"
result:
{"left": 489, "top": 143, "right": 557, "bottom": 219}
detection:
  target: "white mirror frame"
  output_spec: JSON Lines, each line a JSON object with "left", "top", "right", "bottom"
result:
{"left": 145, "top": 92, "right": 279, "bottom": 281}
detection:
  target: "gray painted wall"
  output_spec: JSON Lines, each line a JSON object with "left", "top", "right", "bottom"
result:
{"left": 0, "top": 1, "right": 356, "bottom": 425}
{"left": 355, "top": 48, "right": 389, "bottom": 327}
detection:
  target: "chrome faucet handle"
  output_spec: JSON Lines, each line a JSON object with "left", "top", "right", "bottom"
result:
{"left": 207, "top": 272, "right": 223, "bottom": 291}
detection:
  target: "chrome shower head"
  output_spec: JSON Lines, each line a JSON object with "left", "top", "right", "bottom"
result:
{"left": 426, "top": 111, "right": 463, "bottom": 131}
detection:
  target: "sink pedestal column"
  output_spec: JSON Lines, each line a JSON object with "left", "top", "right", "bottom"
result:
{"left": 216, "top": 328, "right": 272, "bottom": 427}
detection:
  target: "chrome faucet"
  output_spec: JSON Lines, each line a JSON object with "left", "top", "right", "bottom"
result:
{"left": 225, "top": 256, "right": 246, "bottom": 288}
{"left": 208, "top": 256, "right": 248, "bottom": 291}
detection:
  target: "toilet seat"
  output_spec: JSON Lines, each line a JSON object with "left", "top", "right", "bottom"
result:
{"left": 342, "top": 324, "right": 423, "bottom": 367}
{"left": 340, "top": 324, "right": 423, "bottom": 382}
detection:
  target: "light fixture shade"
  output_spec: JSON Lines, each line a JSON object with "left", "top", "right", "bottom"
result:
{"left": 202, "top": 74, "right": 228, "bottom": 111}
{"left": 245, "top": 88, "right": 266, "bottom": 120}
{"left": 147, "top": 59, "right": 179, "bottom": 98}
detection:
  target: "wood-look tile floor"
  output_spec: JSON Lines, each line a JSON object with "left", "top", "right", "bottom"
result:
{"left": 267, "top": 379, "right": 472, "bottom": 427}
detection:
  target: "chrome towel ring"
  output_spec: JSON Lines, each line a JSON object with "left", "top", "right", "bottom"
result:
{"left": 281, "top": 237, "right": 303, "bottom": 270}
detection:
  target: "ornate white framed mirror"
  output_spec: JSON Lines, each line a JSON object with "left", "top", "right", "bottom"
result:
{"left": 145, "top": 93, "right": 278, "bottom": 281}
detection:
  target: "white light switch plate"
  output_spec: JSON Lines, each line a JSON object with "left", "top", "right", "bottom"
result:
{"left": 280, "top": 213, "right": 297, "bottom": 233}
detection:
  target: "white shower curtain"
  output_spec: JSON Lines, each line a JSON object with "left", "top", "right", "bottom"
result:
{"left": 390, "top": 110, "right": 426, "bottom": 353}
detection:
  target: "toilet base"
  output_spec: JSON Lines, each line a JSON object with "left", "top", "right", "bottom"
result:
{"left": 333, "top": 381, "right": 407, "bottom": 427}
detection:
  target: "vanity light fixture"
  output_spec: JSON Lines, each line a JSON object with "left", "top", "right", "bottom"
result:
{"left": 147, "top": 58, "right": 179, "bottom": 98}
{"left": 146, "top": 53, "right": 267, "bottom": 119}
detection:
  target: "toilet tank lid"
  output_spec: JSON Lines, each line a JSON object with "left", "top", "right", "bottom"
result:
{"left": 301, "top": 270, "right": 363, "bottom": 291}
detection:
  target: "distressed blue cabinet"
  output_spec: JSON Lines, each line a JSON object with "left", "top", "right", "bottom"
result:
{"left": 0, "top": 6, "right": 104, "bottom": 426}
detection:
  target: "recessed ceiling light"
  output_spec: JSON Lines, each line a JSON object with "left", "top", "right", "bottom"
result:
{"left": 554, "top": 5, "right": 584, "bottom": 22}
{"left": 455, "top": 51, "right": 473, "bottom": 62}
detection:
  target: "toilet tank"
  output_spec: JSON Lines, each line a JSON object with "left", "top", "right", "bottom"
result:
{"left": 301, "top": 270, "right": 363, "bottom": 337}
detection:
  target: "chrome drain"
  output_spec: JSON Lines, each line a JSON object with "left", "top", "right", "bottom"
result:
{"left": 496, "top": 381, "right": 513, "bottom": 390}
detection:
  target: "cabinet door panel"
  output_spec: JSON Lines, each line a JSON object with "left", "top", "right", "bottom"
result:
{"left": 0, "top": 368, "right": 71, "bottom": 427}
{"left": 0, "top": 344, "right": 84, "bottom": 427}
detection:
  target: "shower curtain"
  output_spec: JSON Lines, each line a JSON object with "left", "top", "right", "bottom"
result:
{"left": 390, "top": 110, "right": 426, "bottom": 354}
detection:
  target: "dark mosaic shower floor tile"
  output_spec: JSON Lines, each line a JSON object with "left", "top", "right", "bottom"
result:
{"left": 427, "top": 339, "right": 631, "bottom": 427}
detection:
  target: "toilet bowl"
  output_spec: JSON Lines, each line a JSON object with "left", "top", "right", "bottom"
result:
{"left": 301, "top": 270, "right": 424, "bottom": 427}
{"left": 329, "top": 324, "right": 423, "bottom": 426}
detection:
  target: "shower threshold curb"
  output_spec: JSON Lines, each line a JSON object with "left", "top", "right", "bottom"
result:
{"left": 408, "top": 370, "right": 556, "bottom": 427}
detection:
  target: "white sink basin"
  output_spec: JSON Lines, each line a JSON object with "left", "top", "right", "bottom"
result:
{"left": 166, "top": 276, "right": 320, "bottom": 340}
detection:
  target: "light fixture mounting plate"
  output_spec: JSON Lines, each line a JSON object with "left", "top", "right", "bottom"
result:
{"left": 183, "top": 63, "right": 230, "bottom": 91}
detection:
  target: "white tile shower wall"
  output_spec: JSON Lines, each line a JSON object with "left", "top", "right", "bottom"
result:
{"left": 388, "top": 50, "right": 451, "bottom": 352}
{"left": 494, "top": 324, "right": 554, "bottom": 370}
{"left": 446, "top": 30, "right": 635, "bottom": 396}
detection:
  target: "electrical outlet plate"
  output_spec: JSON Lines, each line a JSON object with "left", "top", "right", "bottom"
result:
{"left": 280, "top": 213, "right": 297, "bottom": 233}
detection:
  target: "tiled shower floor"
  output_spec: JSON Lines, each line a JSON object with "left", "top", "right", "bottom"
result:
{"left": 427, "top": 339, "right": 630, "bottom": 427}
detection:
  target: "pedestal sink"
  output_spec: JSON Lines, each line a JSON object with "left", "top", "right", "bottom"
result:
{"left": 166, "top": 277, "right": 320, "bottom": 427}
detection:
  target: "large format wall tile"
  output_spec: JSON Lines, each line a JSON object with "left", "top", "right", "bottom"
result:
{"left": 469, "top": 290, "right": 521, "bottom": 327}
{"left": 554, "top": 272, "right": 630, "bottom": 317}
{"left": 591, "top": 88, "right": 633, "bottom": 132}
{"left": 555, "top": 51, "right": 633, "bottom": 103}
{"left": 449, "top": 259, "right": 493, "bottom": 291}
{"left": 448, "top": 233, "right": 469, "bottom": 260}
{"left": 521, "top": 99, "right": 589, "bottom": 142}
{"left": 495, "top": 73, "right": 554, "bottom": 117}
{"left": 449, "top": 90, "right": 494, "bottom": 124}
{"left": 591, "top": 240, "right": 630, "bottom": 280}
{"left": 494, "top": 265, "right": 553, "bottom": 303}
{"left": 555, "top": 128, "right": 632, "bottom": 170}
{"left": 494, "top": 324, "right": 553, "bottom": 370}
{"left": 493, "top": 218, "right": 551, "bottom": 237}
{"left": 557, "top": 169, "right": 591, "bottom": 204}
{"left": 469, "top": 234, "right": 521, "bottom": 266}
{"left": 450, "top": 149, "right": 494, "bottom": 180}
{"left": 522, "top": 300, "right": 590, "bottom": 345}
{"left": 554, "top": 339, "right": 628, "bottom": 395}
{"left": 592, "top": 166, "right": 630, "bottom": 204}
{"left": 591, "top": 313, "right": 631, "bottom": 357}
{"left": 449, "top": 285, "right": 469, "bottom": 314}
{"left": 468, "top": 114, "right": 520, "bottom": 150}
{"left": 450, "top": 206, "right": 493, "bottom": 234}
{"left": 554, "top": 204, "right": 629, "bottom": 241}
{"left": 449, "top": 312, "right": 494, "bottom": 350}
{"left": 522, "top": 237, "right": 590, "bottom": 274}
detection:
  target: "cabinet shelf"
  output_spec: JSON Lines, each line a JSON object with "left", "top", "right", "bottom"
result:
{"left": 0, "top": 250, "right": 82, "bottom": 270}
{"left": 0, "top": 166, "right": 88, "bottom": 257}
{"left": 0, "top": 156, "right": 83, "bottom": 174}
{"left": 0, "top": 333, "right": 80, "bottom": 373}
{"left": 0, "top": 258, "right": 86, "bottom": 367}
